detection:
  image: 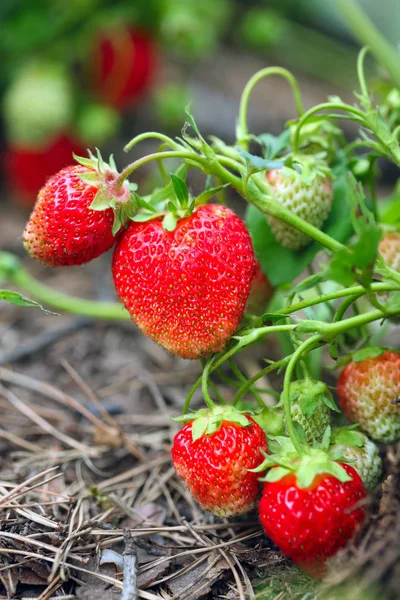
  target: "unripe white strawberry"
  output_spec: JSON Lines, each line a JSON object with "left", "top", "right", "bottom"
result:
{"left": 379, "top": 231, "right": 400, "bottom": 271}
{"left": 331, "top": 430, "right": 382, "bottom": 490}
{"left": 266, "top": 167, "right": 333, "bottom": 250}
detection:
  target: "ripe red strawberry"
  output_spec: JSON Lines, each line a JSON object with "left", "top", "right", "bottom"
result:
{"left": 259, "top": 462, "right": 366, "bottom": 578}
{"left": 23, "top": 153, "right": 135, "bottom": 267}
{"left": 379, "top": 231, "right": 400, "bottom": 271}
{"left": 172, "top": 407, "right": 268, "bottom": 516}
{"left": 4, "top": 134, "right": 85, "bottom": 207}
{"left": 91, "top": 27, "right": 156, "bottom": 110}
{"left": 337, "top": 350, "right": 400, "bottom": 442}
{"left": 266, "top": 165, "right": 333, "bottom": 250}
{"left": 112, "top": 204, "right": 256, "bottom": 359}
{"left": 246, "top": 260, "right": 274, "bottom": 315}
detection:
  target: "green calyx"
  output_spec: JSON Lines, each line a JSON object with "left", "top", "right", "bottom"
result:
{"left": 131, "top": 168, "right": 228, "bottom": 232}
{"left": 335, "top": 345, "right": 389, "bottom": 368}
{"left": 74, "top": 150, "right": 138, "bottom": 235}
{"left": 251, "top": 406, "right": 284, "bottom": 436}
{"left": 252, "top": 435, "right": 352, "bottom": 488}
{"left": 172, "top": 405, "right": 253, "bottom": 442}
{"left": 277, "top": 378, "right": 339, "bottom": 420}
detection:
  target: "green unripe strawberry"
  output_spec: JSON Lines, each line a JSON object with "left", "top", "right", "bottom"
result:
{"left": 3, "top": 61, "right": 74, "bottom": 146}
{"left": 266, "top": 165, "right": 333, "bottom": 250}
{"left": 330, "top": 428, "right": 382, "bottom": 490}
{"left": 281, "top": 378, "right": 338, "bottom": 444}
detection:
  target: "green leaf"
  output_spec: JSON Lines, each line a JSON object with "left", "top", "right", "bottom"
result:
{"left": 321, "top": 391, "right": 340, "bottom": 412}
{"left": 90, "top": 190, "right": 111, "bottom": 211}
{"left": 320, "top": 426, "right": 332, "bottom": 450}
{"left": 196, "top": 183, "right": 229, "bottom": 205}
{"left": 328, "top": 227, "right": 382, "bottom": 287}
{"left": 333, "top": 427, "right": 364, "bottom": 448}
{"left": 162, "top": 213, "right": 178, "bottom": 232}
{"left": 256, "top": 130, "right": 291, "bottom": 160}
{"left": 112, "top": 212, "right": 122, "bottom": 236}
{"left": 184, "top": 104, "right": 202, "bottom": 139}
{"left": 135, "top": 193, "right": 160, "bottom": 214}
{"left": 299, "top": 393, "right": 319, "bottom": 419}
{"left": 245, "top": 164, "right": 353, "bottom": 285}
{"left": 192, "top": 417, "right": 207, "bottom": 442}
{"left": 0, "top": 290, "right": 57, "bottom": 314}
{"left": 352, "top": 346, "right": 386, "bottom": 362}
{"left": 236, "top": 148, "right": 284, "bottom": 171}
{"left": 170, "top": 173, "right": 189, "bottom": 208}
{"left": 265, "top": 466, "right": 291, "bottom": 482}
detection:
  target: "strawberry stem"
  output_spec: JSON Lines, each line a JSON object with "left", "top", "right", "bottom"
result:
{"left": 282, "top": 335, "right": 322, "bottom": 455}
{"left": 237, "top": 67, "right": 305, "bottom": 149}
{"left": 201, "top": 358, "right": 217, "bottom": 409}
{"left": 123, "top": 132, "right": 182, "bottom": 153}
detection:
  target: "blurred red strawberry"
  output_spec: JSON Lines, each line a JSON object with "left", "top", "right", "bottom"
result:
{"left": 3, "top": 134, "right": 85, "bottom": 207}
{"left": 91, "top": 27, "right": 156, "bottom": 110}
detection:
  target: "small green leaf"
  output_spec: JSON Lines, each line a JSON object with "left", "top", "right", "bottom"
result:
{"left": 184, "top": 104, "right": 202, "bottom": 139}
{"left": 135, "top": 193, "right": 159, "bottom": 214}
{"left": 265, "top": 466, "right": 291, "bottom": 482}
{"left": 192, "top": 417, "right": 207, "bottom": 442}
{"left": 333, "top": 427, "right": 364, "bottom": 448}
{"left": 236, "top": 148, "right": 284, "bottom": 171}
{"left": 77, "top": 171, "right": 101, "bottom": 185}
{"left": 131, "top": 212, "right": 163, "bottom": 223}
{"left": 90, "top": 190, "right": 111, "bottom": 211}
{"left": 299, "top": 393, "right": 319, "bottom": 418}
{"left": 112, "top": 212, "right": 122, "bottom": 236}
{"left": 321, "top": 426, "right": 332, "bottom": 450}
{"left": 0, "top": 290, "right": 57, "bottom": 315}
{"left": 170, "top": 173, "right": 189, "bottom": 208}
{"left": 256, "top": 130, "right": 291, "bottom": 160}
{"left": 321, "top": 391, "right": 340, "bottom": 412}
{"left": 352, "top": 346, "right": 386, "bottom": 362}
{"left": 196, "top": 183, "right": 229, "bottom": 205}
{"left": 163, "top": 213, "right": 178, "bottom": 232}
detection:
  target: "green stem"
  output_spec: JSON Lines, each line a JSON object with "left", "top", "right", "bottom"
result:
{"left": 238, "top": 67, "right": 304, "bottom": 148}
{"left": 357, "top": 46, "right": 371, "bottom": 100}
{"left": 292, "top": 102, "right": 366, "bottom": 153}
{"left": 232, "top": 357, "right": 290, "bottom": 406}
{"left": 228, "top": 358, "right": 265, "bottom": 408}
{"left": 324, "top": 308, "right": 390, "bottom": 337}
{"left": 334, "top": 0, "right": 400, "bottom": 90}
{"left": 201, "top": 359, "right": 216, "bottom": 409}
{"left": 275, "top": 282, "right": 399, "bottom": 316}
{"left": 9, "top": 264, "right": 130, "bottom": 320}
{"left": 124, "top": 132, "right": 182, "bottom": 153}
{"left": 282, "top": 335, "right": 321, "bottom": 455}
{"left": 115, "top": 151, "right": 208, "bottom": 192}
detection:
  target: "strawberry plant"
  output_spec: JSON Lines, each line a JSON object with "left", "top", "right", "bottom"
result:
{"left": 2, "top": 0, "right": 400, "bottom": 583}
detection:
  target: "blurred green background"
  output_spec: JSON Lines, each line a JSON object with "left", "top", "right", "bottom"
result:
{"left": 0, "top": 0, "right": 399, "bottom": 208}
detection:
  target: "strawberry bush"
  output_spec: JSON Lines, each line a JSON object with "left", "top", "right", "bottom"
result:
{"left": 1, "top": 0, "right": 400, "bottom": 585}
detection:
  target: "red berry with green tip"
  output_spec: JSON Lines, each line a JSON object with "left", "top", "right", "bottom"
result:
{"left": 337, "top": 350, "right": 400, "bottom": 443}
{"left": 112, "top": 204, "right": 256, "bottom": 359}
{"left": 23, "top": 165, "right": 116, "bottom": 266}
{"left": 172, "top": 411, "right": 268, "bottom": 516}
{"left": 259, "top": 463, "right": 366, "bottom": 578}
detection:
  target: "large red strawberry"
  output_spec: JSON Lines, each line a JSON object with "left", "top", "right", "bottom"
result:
{"left": 172, "top": 406, "right": 268, "bottom": 516}
{"left": 337, "top": 349, "right": 400, "bottom": 443}
{"left": 112, "top": 204, "right": 256, "bottom": 359}
{"left": 91, "top": 27, "right": 156, "bottom": 110}
{"left": 266, "top": 163, "right": 333, "bottom": 250}
{"left": 4, "top": 134, "right": 86, "bottom": 207}
{"left": 23, "top": 153, "right": 136, "bottom": 267}
{"left": 258, "top": 456, "right": 366, "bottom": 578}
